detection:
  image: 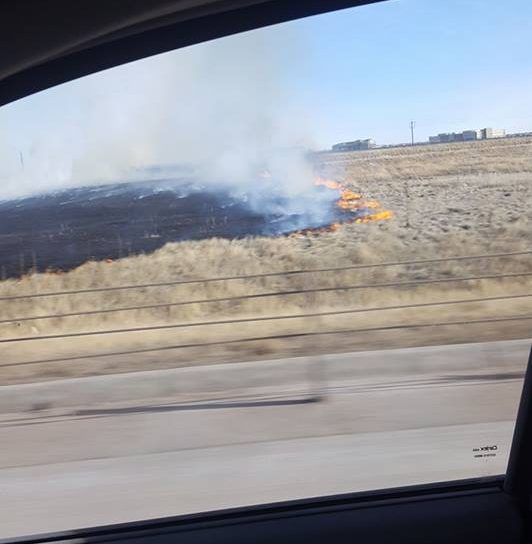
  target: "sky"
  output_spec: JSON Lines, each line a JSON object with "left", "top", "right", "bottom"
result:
{"left": 0, "top": 0, "right": 531, "bottom": 199}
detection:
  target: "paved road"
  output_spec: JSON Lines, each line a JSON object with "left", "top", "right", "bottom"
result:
{"left": 0, "top": 339, "right": 529, "bottom": 539}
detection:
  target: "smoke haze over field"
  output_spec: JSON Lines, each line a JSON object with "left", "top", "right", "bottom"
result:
{"left": 0, "top": 25, "right": 318, "bottom": 210}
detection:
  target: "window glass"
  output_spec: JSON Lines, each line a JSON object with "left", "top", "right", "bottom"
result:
{"left": 0, "top": 0, "right": 531, "bottom": 537}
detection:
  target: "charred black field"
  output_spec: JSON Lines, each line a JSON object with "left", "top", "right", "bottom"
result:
{"left": 0, "top": 178, "right": 354, "bottom": 278}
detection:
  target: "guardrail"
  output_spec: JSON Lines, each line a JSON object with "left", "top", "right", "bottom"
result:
{"left": 2, "top": 315, "right": 531, "bottom": 370}
{"left": 2, "top": 250, "right": 531, "bottom": 372}
{"left": 2, "top": 292, "right": 531, "bottom": 344}
{"left": 1, "top": 249, "right": 530, "bottom": 302}
{"left": 2, "top": 271, "right": 531, "bottom": 325}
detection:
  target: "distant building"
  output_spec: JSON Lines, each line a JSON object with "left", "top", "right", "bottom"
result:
{"left": 462, "top": 130, "right": 479, "bottom": 141}
{"left": 429, "top": 128, "right": 504, "bottom": 144}
{"left": 480, "top": 127, "right": 506, "bottom": 139}
{"left": 506, "top": 131, "right": 532, "bottom": 138}
{"left": 432, "top": 132, "right": 456, "bottom": 143}
{"left": 332, "top": 139, "right": 376, "bottom": 152}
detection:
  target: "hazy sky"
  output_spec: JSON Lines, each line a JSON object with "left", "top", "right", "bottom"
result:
{"left": 0, "top": 0, "right": 531, "bottom": 198}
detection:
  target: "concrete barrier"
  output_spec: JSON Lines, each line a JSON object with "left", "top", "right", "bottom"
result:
{"left": 0, "top": 339, "right": 529, "bottom": 414}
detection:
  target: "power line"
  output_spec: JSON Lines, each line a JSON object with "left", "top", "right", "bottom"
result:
{"left": 2, "top": 271, "right": 531, "bottom": 325}
{"left": 3, "top": 314, "right": 531, "bottom": 369}
{"left": 1, "top": 249, "right": 531, "bottom": 302}
{"left": 1, "top": 292, "right": 530, "bottom": 344}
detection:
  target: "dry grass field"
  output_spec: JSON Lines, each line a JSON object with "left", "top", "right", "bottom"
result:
{"left": 1, "top": 137, "right": 531, "bottom": 384}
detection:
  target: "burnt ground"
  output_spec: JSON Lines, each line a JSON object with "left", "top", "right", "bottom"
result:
{"left": 0, "top": 178, "right": 354, "bottom": 278}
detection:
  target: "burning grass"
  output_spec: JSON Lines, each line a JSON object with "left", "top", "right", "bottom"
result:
{"left": 288, "top": 177, "right": 393, "bottom": 236}
{"left": 315, "top": 177, "right": 393, "bottom": 224}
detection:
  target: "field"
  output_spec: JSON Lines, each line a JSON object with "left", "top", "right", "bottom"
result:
{"left": 1, "top": 137, "right": 531, "bottom": 384}
{"left": 0, "top": 179, "right": 350, "bottom": 279}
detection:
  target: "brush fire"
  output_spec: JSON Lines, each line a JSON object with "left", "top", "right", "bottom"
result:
{"left": 0, "top": 172, "right": 394, "bottom": 277}
{"left": 289, "top": 177, "right": 393, "bottom": 236}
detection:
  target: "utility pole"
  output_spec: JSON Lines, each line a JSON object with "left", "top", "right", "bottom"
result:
{"left": 410, "top": 120, "right": 416, "bottom": 146}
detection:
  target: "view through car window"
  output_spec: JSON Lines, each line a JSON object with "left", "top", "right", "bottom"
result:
{"left": 0, "top": 0, "right": 531, "bottom": 537}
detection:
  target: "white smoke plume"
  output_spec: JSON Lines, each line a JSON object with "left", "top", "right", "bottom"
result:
{"left": 0, "top": 23, "right": 333, "bottom": 224}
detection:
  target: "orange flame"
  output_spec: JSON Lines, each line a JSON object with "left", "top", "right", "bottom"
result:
{"left": 289, "top": 222, "right": 342, "bottom": 238}
{"left": 314, "top": 177, "right": 342, "bottom": 191}
{"left": 287, "top": 176, "right": 393, "bottom": 237}
{"left": 313, "top": 176, "right": 393, "bottom": 227}
{"left": 355, "top": 210, "right": 394, "bottom": 223}
{"left": 361, "top": 200, "right": 381, "bottom": 209}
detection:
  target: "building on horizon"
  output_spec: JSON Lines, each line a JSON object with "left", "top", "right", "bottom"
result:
{"left": 480, "top": 127, "right": 506, "bottom": 139}
{"left": 332, "top": 139, "right": 376, "bottom": 152}
{"left": 429, "top": 128, "right": 505, "bottom": 143}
